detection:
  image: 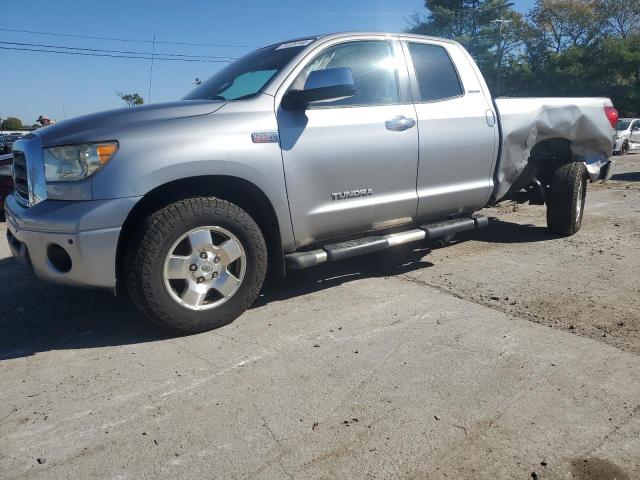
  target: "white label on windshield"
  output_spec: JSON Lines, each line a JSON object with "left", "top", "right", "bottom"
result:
{"left": 276, "top": 39, "right": 314, "bottom": 50}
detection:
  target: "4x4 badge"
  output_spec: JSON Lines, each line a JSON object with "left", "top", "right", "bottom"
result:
{"left": 251, "top": 132, "right": 279, "bottom": 144}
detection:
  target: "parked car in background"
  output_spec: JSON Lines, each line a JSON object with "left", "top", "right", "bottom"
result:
{"left": 0, "top": 153, "right": 13, "bottom": 211}
{"left": 1, "top": 134, "right": 22, "bottom": 154}
{"left": 614, "top": 118, "right": 640, "bottom": 155}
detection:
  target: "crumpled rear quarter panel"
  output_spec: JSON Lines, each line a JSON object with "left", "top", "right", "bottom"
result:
{"left": 495, "top": 98, "right": 614, "bottom": 200}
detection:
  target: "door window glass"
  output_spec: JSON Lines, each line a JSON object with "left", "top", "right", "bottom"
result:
{"left": 407, "top": 42, "right": 463, "bottom": 102}
{"left": 292, "top": 41, "right": 400, "bottom": 107}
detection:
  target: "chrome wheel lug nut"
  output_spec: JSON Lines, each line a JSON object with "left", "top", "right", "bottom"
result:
{"left": 212, "top": 272, "right": 219, "bottom": 279}
{"left": 197, "top": 276, "right": 205, "bottom": 283}
{"left": 189, "top": 264, "right": 197, "bottom": 272}
{"left": 213, "top": 257, "right": 220, "bottom": 264}
{"left": 199, "top": 252, "right": 208, "bottom": 259}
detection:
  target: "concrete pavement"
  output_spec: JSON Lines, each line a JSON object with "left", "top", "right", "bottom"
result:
{"left": 1, "top": 241, "right": 638, "bottom": 479}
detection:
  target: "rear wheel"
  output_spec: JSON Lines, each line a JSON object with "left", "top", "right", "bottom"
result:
{"left": 546, "top": 162, "right": 587, "bottom": 236}
{"left": 125, "top": 197, "right": 267, "bottom": 334}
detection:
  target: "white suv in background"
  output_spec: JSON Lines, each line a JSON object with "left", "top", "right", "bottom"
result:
{"left": 614, "top": 118, "right": 640, "bottom": 155}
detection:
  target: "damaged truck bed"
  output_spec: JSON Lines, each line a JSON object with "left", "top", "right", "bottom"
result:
{"left": 495, "top": 97, "right": 616, "bottom": 202}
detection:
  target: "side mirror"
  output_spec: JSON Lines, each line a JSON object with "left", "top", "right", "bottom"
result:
{"left": 282, "top": 67, "right": 355, "bottom": 111}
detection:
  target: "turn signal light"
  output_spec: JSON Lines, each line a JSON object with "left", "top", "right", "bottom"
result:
{"left": 96, "top": 143, "right": 118, "bottom": 164}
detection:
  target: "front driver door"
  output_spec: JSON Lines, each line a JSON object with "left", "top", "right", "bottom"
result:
{"left": 277, "top": 39, "right": 419, "bottom": 248}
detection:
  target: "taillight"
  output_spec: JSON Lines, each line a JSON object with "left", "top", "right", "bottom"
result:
{"left": 604, "top": 106, "right": 618, "bottom": 129}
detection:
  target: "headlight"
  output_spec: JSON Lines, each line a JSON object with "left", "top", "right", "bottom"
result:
{"left": 43, "top": 142, "right": 118, "bottom": 182}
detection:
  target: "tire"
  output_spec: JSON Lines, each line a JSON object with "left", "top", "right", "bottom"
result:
{"left": 125, "top": 197, "right": 267, "bottom": 334}
{"left": 620, "top": 141, "right": 629, "bottom": 155}
{"left": 546, "top": 162, "right": 587, "bottom": 236}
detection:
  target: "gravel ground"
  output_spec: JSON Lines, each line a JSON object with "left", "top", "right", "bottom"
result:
{"left": 0, "top": 154, "right": 638, "bottom": 479}
{"left": 377, "top": 153, "right": 640, "bottom": 354}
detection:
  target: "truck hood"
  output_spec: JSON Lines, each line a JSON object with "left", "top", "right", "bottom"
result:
{"left": 36, "top": 100, "right": 227, "bottom": 146}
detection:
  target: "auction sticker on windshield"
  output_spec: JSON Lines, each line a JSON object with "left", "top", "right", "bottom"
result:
{"left": 276, "top": 39, "right": 314, "bottom": 50}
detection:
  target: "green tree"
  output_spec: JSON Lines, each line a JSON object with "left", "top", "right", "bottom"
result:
{"left": 530, "top": 0, "right": 607, "bottom": 53}
{"left": 602, "top": 0, "right": 640, "bottom": 38}
{"left": 118, "top": 92, "right": 144, "bottom": 107}
{"left": 406, "top": 0, "right": 640, "bottom": 114}
{"left": 407, "top": 0, "right": 525, "bottom": 93}
{"left": 1, "top": 117, "right": 23, "bottom": 130}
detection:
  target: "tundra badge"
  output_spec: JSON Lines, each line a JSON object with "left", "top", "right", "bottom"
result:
{"left": 331, "top": 189, "right": 373, "bottom": 201}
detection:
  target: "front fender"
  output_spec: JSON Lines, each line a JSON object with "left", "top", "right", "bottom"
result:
{"left": 91, "top": 99, "right": 295, "bottom": 250}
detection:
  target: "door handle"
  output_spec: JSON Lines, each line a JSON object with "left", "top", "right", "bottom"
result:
{"left": 385, "top": 116, "right": 416, "bottom": 132}
{"left": 485, "top": 109, "right": 496, "bottom": 127}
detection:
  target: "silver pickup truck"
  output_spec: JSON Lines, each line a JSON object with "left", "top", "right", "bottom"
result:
{"left": 5, "top": 32, "right": 617, "bottom": 333}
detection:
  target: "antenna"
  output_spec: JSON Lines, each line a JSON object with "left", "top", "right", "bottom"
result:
{"left": 148, "top": 34, "right": 156, "bottom": 103}
{"left": 491, "top": 14, "right": 512, "bottom": 96}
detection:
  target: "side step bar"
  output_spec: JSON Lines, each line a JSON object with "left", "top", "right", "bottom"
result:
{"left": 285, "top": 215, "right": 488, "bottom": 270}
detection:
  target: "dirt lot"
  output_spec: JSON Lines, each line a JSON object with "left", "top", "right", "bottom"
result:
{"left": 388, "top": 153, "right": 640, "bottom": 354}
{"left": 0, "top": 154, "right": 638, "bottom": 479}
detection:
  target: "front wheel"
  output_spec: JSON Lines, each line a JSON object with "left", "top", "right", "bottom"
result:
{"left": 546, "top": 162, "right": 587, "bottom": 236}
{"left": 620, "top": 141, "right": 630, "bottom": 155}
{"left": 125, "top": 197, "right": 267, "bottom": 334}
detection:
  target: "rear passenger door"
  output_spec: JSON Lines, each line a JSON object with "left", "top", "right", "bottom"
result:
{"left": 403, "top": 40, "right": 498, "bottom": 220}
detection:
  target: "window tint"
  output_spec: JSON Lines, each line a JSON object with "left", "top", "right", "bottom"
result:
{"left": 407, "top": 43, "right": 463, "bottom": 102}
{"left": 293, "top": 41, "right": 400, "bottom": 107}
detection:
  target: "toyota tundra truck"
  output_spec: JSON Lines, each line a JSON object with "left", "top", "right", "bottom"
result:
{"left": 5, "top": 32, "right": 617, "bottom": 333}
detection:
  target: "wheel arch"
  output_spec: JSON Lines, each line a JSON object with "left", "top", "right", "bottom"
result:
{"left": 529, "top": 137, "right": 574, "bottom": 176}
{"left": 506, "top": 137, "right": 574, "bottom": 195}
{"left": 115, "top": 175, "right": 286, "bottom": 293}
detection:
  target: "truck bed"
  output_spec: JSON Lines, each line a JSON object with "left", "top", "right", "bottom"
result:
{"left": 494, "top": 97, "right": 615, "bottom": 201}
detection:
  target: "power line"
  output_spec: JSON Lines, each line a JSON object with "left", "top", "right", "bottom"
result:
{"left": 0, "top": 40, "right": 238, "bottom": 60}
{"left": 0, "top": 45, "right": 233, "bottom": 63}
{"left": 0, "top": 27, "right": 252, "bottom": 48}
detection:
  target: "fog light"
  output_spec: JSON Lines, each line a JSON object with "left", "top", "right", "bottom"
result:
{"left": 47, "top": 244, "right": 72, "bottom": 273}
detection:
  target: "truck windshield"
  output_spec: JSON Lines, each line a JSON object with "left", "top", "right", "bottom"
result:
{"left": 617, "top": 120, "right": 631, "bottom": 130}
{"left": 183, "top": 42, "right": 310, "bottom": 101}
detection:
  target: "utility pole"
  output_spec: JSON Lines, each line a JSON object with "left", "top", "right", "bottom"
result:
{"left": 492, "top": 13, "right": 512, "bottom": 97}
{"left": 148, "top": 34, "right": 156, "bottom": 104}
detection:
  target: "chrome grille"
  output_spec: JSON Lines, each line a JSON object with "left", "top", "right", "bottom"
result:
{"left": 12, "top": 150, "right": 29, "bottom": 206}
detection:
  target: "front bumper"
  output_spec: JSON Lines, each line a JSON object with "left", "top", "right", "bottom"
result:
{"left": 4, "top": 194, "right": 140, "bottom": 289}
{"left": 613, "top": 138, "right": 624, "bottom": 152}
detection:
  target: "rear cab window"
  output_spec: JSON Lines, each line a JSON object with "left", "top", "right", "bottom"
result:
{"left": 406, "top": 42, "right": 463, "bottom": 102}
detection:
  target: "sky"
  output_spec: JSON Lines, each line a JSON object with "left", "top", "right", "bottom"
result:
{"left": 1, "top": 0, "right": 535, "bottom": 125}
